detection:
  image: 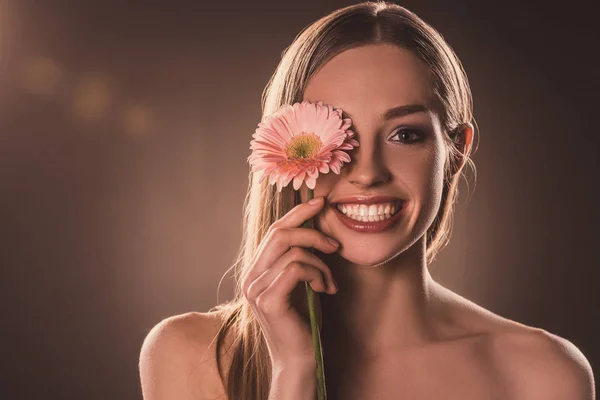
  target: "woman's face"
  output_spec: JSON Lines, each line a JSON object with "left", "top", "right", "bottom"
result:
{"left": 301, "top": 43, "right": 448, "bottom": 267}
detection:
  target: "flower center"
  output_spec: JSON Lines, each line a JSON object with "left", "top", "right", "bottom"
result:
{"left": 285, "top": 133, "right": 322, "bottom": 159}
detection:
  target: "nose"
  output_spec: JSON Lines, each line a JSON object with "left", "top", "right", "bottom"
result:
{"left": 342, "top": 138, "right": 391, "bottom": 187}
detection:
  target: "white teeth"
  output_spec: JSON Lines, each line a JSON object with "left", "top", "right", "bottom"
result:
{"left": 336, "top": 202, "right": 402, "bottom": 222}
{"left": 359, "top": 205, "right": 368, "bottom": 216}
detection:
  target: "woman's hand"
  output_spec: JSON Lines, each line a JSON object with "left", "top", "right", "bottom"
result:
{"left": 241, "top": 196, "right": 339, "bottom": 368}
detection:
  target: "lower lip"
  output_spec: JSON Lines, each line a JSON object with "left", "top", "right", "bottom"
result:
{"left": 332, "top": 202, "right": 405, "bottom": 233}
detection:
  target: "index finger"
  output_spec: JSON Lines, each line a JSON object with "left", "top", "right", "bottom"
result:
{"left": 242, "top": 196, "right": 328, "bottom": 285}
{"left": 270, "top": 196, "right": 326, "bottom": 231}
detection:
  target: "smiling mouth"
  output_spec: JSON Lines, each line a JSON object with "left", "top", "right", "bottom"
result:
{"left": 332, "top": 200, "right": 404, "bottom": 222}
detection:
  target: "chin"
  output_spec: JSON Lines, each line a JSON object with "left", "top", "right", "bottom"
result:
{"left": 335, "top": 245, "right": 406, "bottom": 268}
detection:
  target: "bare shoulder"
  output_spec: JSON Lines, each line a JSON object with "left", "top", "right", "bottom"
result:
{"left": 139, "top": 310, "right": 231, "bottom": 400}
{"left": 489, "top": 327, "right": 595, "bottom": 400}
{"left": 434, "top": 285, "right": 595, "bottom": 399}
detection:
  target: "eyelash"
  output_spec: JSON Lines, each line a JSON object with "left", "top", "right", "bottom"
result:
{"left": 388, "top": 128, "right": 425, "bottom": 144}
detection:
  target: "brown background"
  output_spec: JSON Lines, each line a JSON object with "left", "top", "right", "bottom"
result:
{"left": 1, "top": 0, "right": 598, "bottom": 398}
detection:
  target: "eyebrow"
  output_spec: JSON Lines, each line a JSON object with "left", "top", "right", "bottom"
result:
{"left": 342, "top": 104, "right": 431, "bottom": 121}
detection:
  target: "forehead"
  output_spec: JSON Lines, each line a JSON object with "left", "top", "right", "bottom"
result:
{"left": 303, "top": 44, "right": 436, "bottom": 118}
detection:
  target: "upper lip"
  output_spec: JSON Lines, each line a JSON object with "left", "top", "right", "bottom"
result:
{"left": 331, "top": 195, "right": 405, "bottom": 205}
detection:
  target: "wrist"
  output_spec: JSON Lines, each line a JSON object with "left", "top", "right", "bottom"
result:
{"left": 269, "top": 360, "right": 317, "bottom": 400}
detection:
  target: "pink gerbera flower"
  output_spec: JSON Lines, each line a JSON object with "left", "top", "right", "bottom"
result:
{"left": 247, "top": 100, "right": 359, "bottom": 192}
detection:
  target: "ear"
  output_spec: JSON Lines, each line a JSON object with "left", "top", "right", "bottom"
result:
{"left": 450, "top": 122, "right": 474, "bottom": 175}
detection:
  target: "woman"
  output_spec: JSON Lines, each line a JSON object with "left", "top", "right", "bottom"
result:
{"left": 139, "top": 2, "right": 595, "bottom": 399}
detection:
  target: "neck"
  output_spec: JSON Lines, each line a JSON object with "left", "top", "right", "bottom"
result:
{"left": 317, "top": 237, "right": 442, "bottom": 361}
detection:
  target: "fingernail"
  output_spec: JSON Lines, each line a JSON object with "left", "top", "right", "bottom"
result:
{"left": 308, "top": 197, "right": 323, "bottom": 205}
{"left": 326, "top": 237, "right": 339, "bottom": 247}
{"left": 329, "top": 279, "right": 338, "bottom": 294}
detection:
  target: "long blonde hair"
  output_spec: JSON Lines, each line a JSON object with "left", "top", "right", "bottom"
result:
{"left": 209, "top": 2, "right": 477, "bottom": 398}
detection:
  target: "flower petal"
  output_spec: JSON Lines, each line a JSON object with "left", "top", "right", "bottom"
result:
{"left": 332, "top": 150, "right": 351, "bottom": 163}
{"left": 329, "top": 162, "right": 342, "bottom": 174}
{"left": 340, "top": 118, "right": 352, "bottom": 131}
{"left": 248, "top": 100, "right": 359, "bottom": 191}
{"left": 318, "top": 163, "right": 330, "bottom": 174}
{"left": 283, "top": 173, "right": 295, "bottom": 188}
{"left": 297, "top": 170, "right": 308, "bottom": 189}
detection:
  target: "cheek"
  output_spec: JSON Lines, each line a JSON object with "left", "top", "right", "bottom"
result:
{"left": 386, "top": 144, "right": 446, "bottom": 203}
{"left": 313, "top": 171, "right": 339, "bottom": 196}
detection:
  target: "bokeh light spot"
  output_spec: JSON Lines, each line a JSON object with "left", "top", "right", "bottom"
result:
{"left": 123, "top": 105, "right": 154, "bottom": 136}
{"left": 71, "top": 75, "right": 111, "bottom": 121}
{"left": 17, "top": 56, "right": 63, "bottom": 97}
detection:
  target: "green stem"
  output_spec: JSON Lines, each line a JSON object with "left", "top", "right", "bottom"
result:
{"left": 301, "top": 187, "right": 327, "bottom": 400}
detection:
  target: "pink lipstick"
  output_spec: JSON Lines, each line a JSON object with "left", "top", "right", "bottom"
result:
{"left": 330, "top": 198, "right": 406, "bottom": 233}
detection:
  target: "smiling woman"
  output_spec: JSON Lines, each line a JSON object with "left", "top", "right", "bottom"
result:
{"left": 139, "top": 1, "right": 595, "bottom": 400}
{"left": 300, "top": 43, "right": 458, "bottom": 268}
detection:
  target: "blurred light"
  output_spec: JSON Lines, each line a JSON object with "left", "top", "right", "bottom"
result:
{"left": 17, "top": 56, "right": 63, "bottom": 97}
{"left": 123, "top": 105, "right": 154, "bottom": 136}
{"left": 71, "top": 74, "right": 111, "bottom": 121}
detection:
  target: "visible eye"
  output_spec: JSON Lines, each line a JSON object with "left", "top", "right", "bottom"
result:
{"left": 388, "top": 128, "right": 424, "bottom": 144}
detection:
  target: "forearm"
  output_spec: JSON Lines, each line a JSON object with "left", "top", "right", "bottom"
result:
{"left": 268, "top": 362, "right": 317, "bottom": 400}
